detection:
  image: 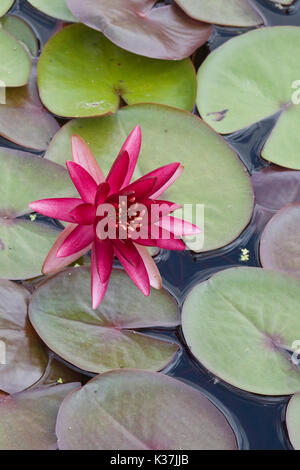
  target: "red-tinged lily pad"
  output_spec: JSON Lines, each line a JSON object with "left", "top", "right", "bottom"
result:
{"left": 1, "top": 14, "right": 38, "bottom": 57}
{"left": 37, "top": 24, "right": 196, "bottom": 118}
{"left": 45, "top": 103, "right": 254, "bottom": 252}
{"left": 66, "top": 0, "right": 212, "bottom": 60}
{"left": 56, "top": 370, "right": 237, "bottom": 450}
{"left": 0, "top": 27, "right": 31, "bottom": 87}
{"left": 286, "top": 393, "right": 300, "bottom": 450}
{"left": 29, "top": 266, "right": 180, "bottom": 374}
{"left": 0, "top": 1, "right": 14, "bottom": 17}
{"left": 174, "top": 0, "right": 263, "bottom": 26}
{"left": 0, "top": 383, "right": 80, "bottom": 450}
{"left": 182, "top": 267, "right": 300, "bottom": 395}
{"left": 0, "top": 280, "right": 47, "bottom": 394}
{"left": 0, "top": 69, "right": 59, "bottom": 150}
{"left": 252, "top": 166, "right": 300, "bottom": 213}
{"left": 260, "top": 204, "right": 300, "bottom": 278}
{"left": 197, "top": 27, "right": 300, "bottom": 169}
{"left": 27, "top": 0, "right": 77, "bottom": 22}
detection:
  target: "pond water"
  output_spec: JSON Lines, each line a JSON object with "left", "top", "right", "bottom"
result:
{"left": 5, "top": 0, "right": 300, "bottom": 450}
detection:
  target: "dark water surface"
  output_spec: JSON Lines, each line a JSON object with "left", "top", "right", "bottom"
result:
{"left": 7, "top": 0, "right": 300, "bottom": 450}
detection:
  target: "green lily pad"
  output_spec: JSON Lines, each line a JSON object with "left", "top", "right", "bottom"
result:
{"left": 1, "top": 15, "right": 38, "bottom": 56}
{"left": 0, "top": 69, "right": 59, "bottom": 150}
{"left": 197, "top": 27, "right": 300, "bottom": 169}
{"left": 0, "top": 219, "right": 62, "bottom": 280}
{"left": 174, "top": 0, "right": 263, "bottom": 26}
{"left": 37, "top": 24, "right": 196, "bottom": 118}
{"left": 29, "top": 266, "right": 180, "bottom": 374}
{"left": 0, "top": 27, "right": 31, "bottom": 87}
{"left": 0, "top": 148, "right": 74, "bottom": 218}
{"left": 46, "top": 104, "right": 253, "bottom": 252}
{"left": 260, "top": 204, "right": 300, "bottom": 278}
{"left": 27, "top": 0, "right": 77, "bottom": 22}
{"left": 0, "top": 280, "right": 47, "bottom": 394}
{"left": 0, "top": 383, "right": 79, "bottom": 450}
{"left": 0, "top": 1, "right": 14, "bottom": 17}
{"left": 182, "top": 267, "right": 300, "bottom": 395}
{"left": 66, "top": 0, "right": 212, "bottom": 60}
{"left": 56, "top": 370, "right": 237, "bottom": 450}
{"left": 286, "top": 393, "right": 300, "bottom": 450}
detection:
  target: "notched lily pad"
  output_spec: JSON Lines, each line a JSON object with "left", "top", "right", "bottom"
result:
{"left": 27, "top": 0, "right": 77, "bottom": 22}
{"left": 66, "top": 0, "right": 212, "bottom": 60}
{"left": 197, "top": 27, "right": 300, "bottom": 169}
{"left": 286, "top": 393, "right": 300, "bottom": 450}
{"left": 29, "top": 266, "right": 180, "bottom": 374}
{"left": 182, "top": 267, "right": 300, "bottom": 395}
{"left": 174, "top": 0, "right": 263, "bottom": 26}
{"left": 0, "top": 280, "right": 47, "bottom": 394}
{"left": 38, "top": 24, "right": 196, "bottom": 118}
{"left": 0, "top": 27, "right": 31, "bottom": 87}
{"left": 45, "top": 103, "right": 254, "bottom": 252}
{"left": 0, "top": 383, "right": 80, "bottom": 450}
{"left": 260, "top": 204, "right": 300, "bottom": 278}
{"left": 56, "top": 369, "right": 237, "bottom": 450}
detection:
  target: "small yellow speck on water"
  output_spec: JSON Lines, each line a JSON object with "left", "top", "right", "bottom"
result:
{"left": 240, "top": 248, "right": 250, "bottom": 262}
{"left": 29, "top": 214, "right": 37, "bottom": 222}
{"left": 57, "top": 378, "right": 63, "bottom": 384}
{"left": 74, "top": 263, "right": 80, "bottom": 268}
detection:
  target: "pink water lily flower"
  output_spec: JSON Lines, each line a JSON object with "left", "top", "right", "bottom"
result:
{"left": 30, "top": 126, "right": 200, "bottom": 308}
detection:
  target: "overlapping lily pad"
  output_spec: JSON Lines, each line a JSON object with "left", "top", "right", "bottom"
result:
{"left": 260, "top": 204, "right": 300, "bottom": 278}
{"left": 27, "top": 0, "right": 77, "bottom": 22}
{"left": 0, "top": 148, "right": 75, "bottom": 279}
{"left": 29, "top": 267, "right": 180, "bottom": 374}
{"left": 0, "top": 1, "right": 14, "bottom": 17}
{"left": 1, "top": 15, "right": 38, "bottom": 56}
{"left": 0, "top": 27, "right": 31, "bottom": 86}
{"left": 0, "top": 383, "right": 79, "bottom": 450}
{"left": 45, "top": 104, "right": 253, "bottom": 252}
{"left": 182, "top": 267, "right": 300, "bottom": 395}
{"left": 38, "top": 24, "right": 196, "bottom": 118}
{"left": 66, "top": 0, "right": 212, "bottom": 60}
{"left": 197, "top": 27, "right": 300, "bottom": 169}
{"left": 174, "top": 0, "right": 263, "bottom": 26}
{"left": 286, "top": 393, "right": 300, "bottom": 450}
{"left": 0, "top": 69, "right": 59, "bottom": 149}
{"left": 56, "top": 370, "right": 237, "bottom": 450}
{"left": 252, "top": 166, "right": 300, "bottom": 213}
{"left": 0, "top": 280, "right": 47, "bottom": 394}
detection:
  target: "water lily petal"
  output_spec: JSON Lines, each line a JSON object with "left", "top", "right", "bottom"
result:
{"left": 91, "top": 243, "right": 109, "bottom": 309}
{"left": 120, "top": 177, "right": 156, "bottom": 200}
{"left": 135, "top": 163, "right": 181, "bottom": 199}
{"left": 115, "top": 243, "right": 150, "bottom": 296}
{"left": 95, "top": 182, "right": 110, "bottom": 207}
{"left": 71, "top": 135, "right": 105, "bottom": 184}
{"left": 156, "top": 237, "right": 186, "bottom": 251}
{"left": 151, "top": 165, "right": 184, "bottom": 199}
{"left": 119, "top": 125, "right": 142, "bottom": 187}
{"left": 66, "top": 161, "right": 98, "bottom": 204}
{"left": 134, "top": 244, "right": 162, "bottom": 290}
{"left": 94, "top": 238, "right": 114, "bottom": 283}
{"left": 57, "top": 224, "right": 94, "bottom": 258}
{"left": 141, "top": 199, "right": 181, "bottom": 224}
{"left": 29, "top": 198, "right": 82, "bottom": 223}
{"left": 112, "top": 239, "right": 141, "bottom": 267}
{"left": 106, "top": 150, "right": 129, "bottom": 194}
{"left": 158, "top": 216, "right": 202, "bottom": 237}
{"left": 43, "top": 224, "right": 92, "bottom": 274}
{"left": 70, "top": 203, "right": 96, "bottom": 225}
